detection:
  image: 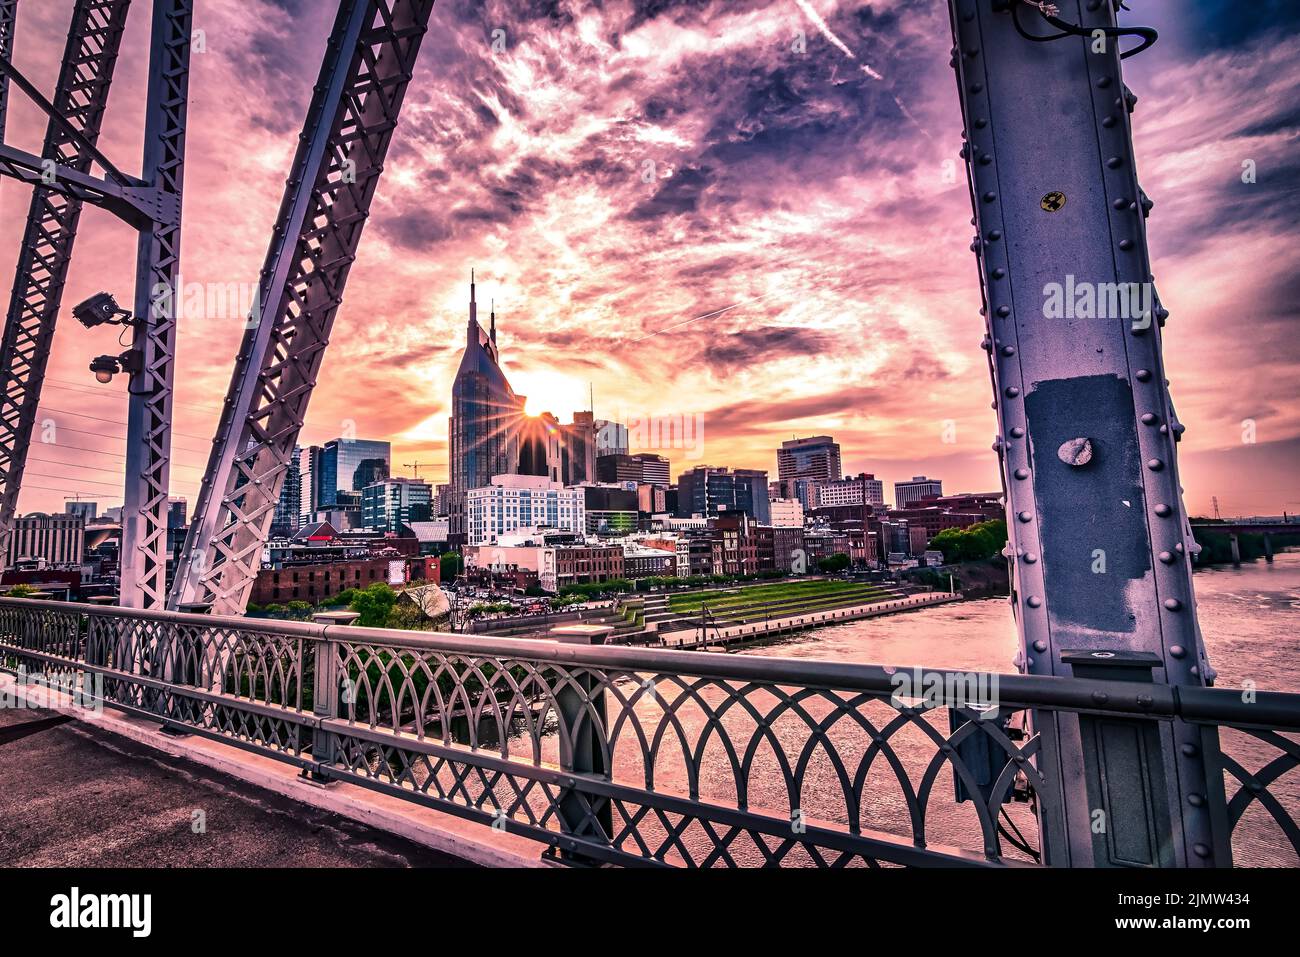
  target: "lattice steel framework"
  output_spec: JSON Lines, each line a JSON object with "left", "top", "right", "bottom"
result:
{"left": 171, "top": 0, "right": 436, "bottom": 614}
{"left": 0, "top": 0, "right": 132, "bottom": 570}
{"left": 118, "top": 0, "right": 191, "bottom": 608}
{"left": 0, "top": 1, "right": 15, "bottom": 139}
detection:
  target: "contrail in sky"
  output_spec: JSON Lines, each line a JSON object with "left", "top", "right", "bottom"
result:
{"left": 630, "top": 289, "right": 790, "bottom": 343}
{"left": 793, "top": 0, "right": 932, "bottom": 140}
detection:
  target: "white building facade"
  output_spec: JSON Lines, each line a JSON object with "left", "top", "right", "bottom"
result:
{"left": 466, "top": 474, "right": 584, "bottom": 546}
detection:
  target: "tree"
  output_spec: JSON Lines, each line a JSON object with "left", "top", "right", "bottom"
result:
{"left": 440, "top": 551, "right": 464, "bottom": 581}
{"left": 349, "top": 582, "right": 398, "bottom": 627}
{"left": 4, "top": 583, "right": 37, "bottom": 597}
{"left": 817, "top": 552, "right": 851, "bottom": 573}
{"left": 931, "top": 519, "right": 1008, "bottom": 564}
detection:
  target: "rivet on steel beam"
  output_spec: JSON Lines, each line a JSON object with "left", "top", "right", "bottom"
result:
{"left": 1097, "top": 76, "right": 1112, "bottom": 89}
{"left": 1057, "top": 437, "right": 1093, "bottom": 466}
{"left": 1181, "top": 743, "right": 1198, "bottom": 757}
{"left": 980, "top": 335, "right": 992, "bottom": 351}
{"left": 1026, "top": 596, "right": 1042, "bottom": 608}
{"left": 1106, "top": 157, "right": 1122, "bottom": 169}
{"left": 1092, "top": 691, "right": 1109, "bottom": 705}
{"left": 1141, "top": 413, "right": 1158, "bottom": 425}
{"left": 983, "top": 191, "right": 996, "bottom": 202}
{"left": 1170, "top": 645, "right": 1186, "bottom": 659}
{"left": 1001, "top": 345, "right": 1014, "bottom": 356}
{"left": 1192, "top": 843, "right": 1211, "bottom": 859}
{"left": 987, "top": 229, "right": 1002, "bottom": 240}
{"left": 992, "top": 267, "right": 1005, "bottom": 279}
{"left": 1033, "top": 639, "right": 1047, "bottom": 652}
{"left": 970, "top": 83, "right": 983, "bottom": 94}
{"left": 979, "top": 155, "right": 992, "bottom": 166}
{"left": 1017, "top": 511, "right": 1032, "bottom": 523}
{"left": 1010, "top": 426, "right": 1025, "bottom": 438}
{"left": 974, "top": 118, "right": 987, "bottom": 128}
{"left": 1154, "top": 503, "right": 1172, "bottom": 517}
{"left": 1014, "top": 468, "right": 1029, "bottom": 480}
{"left": 1164, "top": 598, "right": 1182, "bottom": 611}
{"left": 1119, "top": 239, "right": 1134, "bottom": 251}
{"left": 996, "top": 305, "right": 1010, "bottom": 317}
{"left": 1147, "top": 458, "right": 1164, "bottom": 471}
{"left": 1024, "top": 553, "right": 1037, "bottom": 564}
{"left": 1102, "top": 116, "right": 1117, "bottom": 128}
{"left": 1158, "top": 551, "right": 1175, "bottom": 564}
{"left": 1135, "top": 369, "right": 1151, "bottom": 381}
{"left": 1112, "top": 197, "right": 1128, "bottom": 210}
{"left": 1005, "top": 386, "right": 1019, "bottom": 397}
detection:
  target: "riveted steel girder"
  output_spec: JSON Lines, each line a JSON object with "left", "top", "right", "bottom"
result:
{"left": 0, "top": 0, "right": 15, "bottom": 140}
{"left": 0, "top": 0, "right": 131, "bottom": 569}
{"left": 950, "top": 0, "right": 1222, "bottom": 866}
{"left": 118, "top": 0, "right": 191, "bottom": 609}
{"left": 171, "top": 0, "right": 436, "bottom": 614}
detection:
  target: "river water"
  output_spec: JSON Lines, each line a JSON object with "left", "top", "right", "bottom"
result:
{"left": 476, "top": 554, "right": 1298, "bottom": 865}
{"left": 721, "top": 551, "right": 1300, "bottom": 865}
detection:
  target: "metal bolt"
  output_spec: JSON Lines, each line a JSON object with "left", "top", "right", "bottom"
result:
{"left": 1058, "top": 437, "right": 1093, "bottom": 466}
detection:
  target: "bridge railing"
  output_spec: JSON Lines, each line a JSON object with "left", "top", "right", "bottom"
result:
{"left": 0, "top": 597, "right": 1296, "bottom": 867}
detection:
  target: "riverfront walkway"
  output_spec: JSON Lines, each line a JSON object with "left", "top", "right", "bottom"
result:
{"left": 0, "top": 704, "right": 478, "bottom": 868}
{"left": 656, "top": 591, "right": 963, "bottom": 649}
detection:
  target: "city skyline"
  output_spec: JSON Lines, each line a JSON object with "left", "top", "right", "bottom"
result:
{"left": 2, "top": 1, "right": 1297, "bottom": 518}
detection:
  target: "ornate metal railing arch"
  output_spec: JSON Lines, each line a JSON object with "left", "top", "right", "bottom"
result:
{"left": 1, "top": 597, "right": 1296, "bottom": 868}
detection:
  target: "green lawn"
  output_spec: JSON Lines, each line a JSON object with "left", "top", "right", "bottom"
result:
{"left": 667, "top": 579, "right": 889, "bottom": 614}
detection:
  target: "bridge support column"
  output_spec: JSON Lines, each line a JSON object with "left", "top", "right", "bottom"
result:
{"left": 949, "top": 0, "right": 1227, "bottom": 865}
{"left": 1264, "top": 533, "right": 1274, "bottom": 564}
{"left": 1230, "top": 534, "right": 1241, "bottom": 568}
{"left": 552, "top": 626, "right": 614, "bottom": 861}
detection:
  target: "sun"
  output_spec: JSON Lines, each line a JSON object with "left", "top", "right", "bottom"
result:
{"left": 514, "top": 370, "right": 589, "bottom": 419}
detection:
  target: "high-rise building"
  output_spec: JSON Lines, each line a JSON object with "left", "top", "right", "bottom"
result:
{"left": 449, "top": 275, "right": 527, "bottom": 546}
{"left": 634, "top": 452, "right": 670, "bottom": 486}
{"left": 434, "top": 483, "right": 451, "bottom": 517}
{"left": 316, "top": 438, "right": 390, "bottom": 511}
{"left": 769, "top": 497, "right": 804, "bottom": 528}
{"left": 676, "top": 466, "right": 770, "bottom": 524}
{"left": 65, "top": 501, "right": 98, "bottom": 523}
{"left": 562, "top": 411, "right": 596, "bottom": 485}
{"left": 361, "top": 477, "right": 433, "bottom": 532}
{"left": 894, "top": 475, "right": 943, "bottom": 507}
{"left": 466, "top": 474, "right": 584, "bottom": 546}
{"left": 777, "top": 436, "right": 842, "bottom": 485}
{"left": 817, "top": 473, "right": 885, "bottom": 509}
{"left": 272, "top": 446, "right": 303, "bottom": 537}
{"left": 594, "top": 419, "right": 629, "bottom": 458}
{"left": 167, "top": 497, "right": 188, "bottom": 529}
{"left": 581, "top": 484, "right": 638, "bottom": 536}
{"left": 5, "top": 513, "right": 84, "bottom": 569}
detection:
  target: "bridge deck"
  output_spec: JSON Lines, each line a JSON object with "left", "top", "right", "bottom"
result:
{"left": 0, "top": 706, "right": 478, "bottom": 868}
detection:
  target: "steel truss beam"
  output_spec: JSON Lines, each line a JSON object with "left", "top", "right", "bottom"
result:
{"left": 172, "top": 0, "right": 435, "bottom": 613}
{"left": 119, "top": 0, "right": 191, "bottom": 608}
{"left": 0, "top": 0, "right": 132, "bottom": 569}
{"left": 0, "top": 0, "right": 15, "bottom": 140}
{"left": 950, "top": 0, "right": 1221, "bottom": 865}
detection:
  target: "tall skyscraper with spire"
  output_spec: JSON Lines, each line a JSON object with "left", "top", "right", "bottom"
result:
{"left": 448, "top": 273, "right": 526, "bottom": 546}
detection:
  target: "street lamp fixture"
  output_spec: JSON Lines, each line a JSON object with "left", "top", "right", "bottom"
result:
{"left": 89, "top": 350, "right": 143, "bottom": 385}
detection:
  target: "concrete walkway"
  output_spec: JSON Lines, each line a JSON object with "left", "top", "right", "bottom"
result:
{"left": 0, "top": 706, "right": 478, "bottom": 868}
{"left": 657, "top": 592, "right": 963, "bottom": 649}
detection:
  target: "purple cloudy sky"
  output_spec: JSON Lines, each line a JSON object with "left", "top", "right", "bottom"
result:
{"left": 2, "top": 0, "right": 1297, "bottom": 516}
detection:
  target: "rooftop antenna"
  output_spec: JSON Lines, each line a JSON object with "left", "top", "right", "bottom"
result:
{"left": 490, "top": 297, "right": 496, "bottom": 342}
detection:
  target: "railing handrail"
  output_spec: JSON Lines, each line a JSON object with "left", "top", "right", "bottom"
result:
{"left": 3, "top": 596, "right": 1298, "bottom": 730}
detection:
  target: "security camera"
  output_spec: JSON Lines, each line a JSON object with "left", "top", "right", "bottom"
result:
{"left": 73, "top": 292, "right": 132, "bottom": 328}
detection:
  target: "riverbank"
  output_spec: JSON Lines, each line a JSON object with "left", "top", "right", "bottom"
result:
{"left": 656, "top": 591, "right": 962, "bottom": 650}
